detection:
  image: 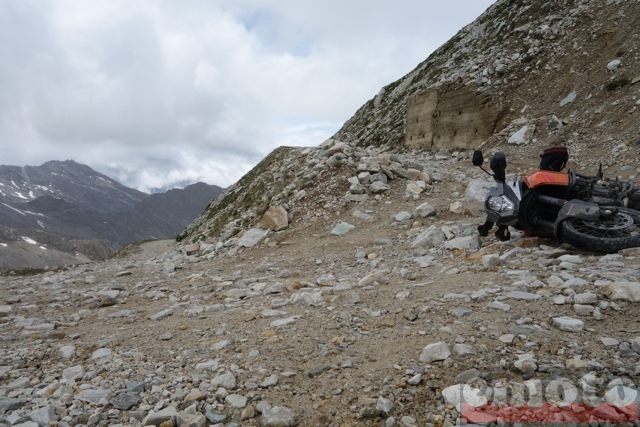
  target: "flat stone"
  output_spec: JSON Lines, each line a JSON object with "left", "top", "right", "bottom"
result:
{"left": 62, "top": 365, "right": 85, "bottom": 381}
{"left": 602, "top": 282, "right": 640, "bottom": 302}
{"left": 504, "top": 291, "right": 541, "bottom": 301}
{"left": 261, "top": 374, "right": 279, "bottom": 388}
{"left": 91, "top": 348, "right": 112, "bottom": 359}
{"left": 413, "top": 202, "right": 436, "bottom": 218}
{"left": 237, "top": 228, "right": 271, "bottom": 248}
{"left": 211, "top": 372, "right": 236, "bottom": 389}
{"left": 601, "top": 337, "right": 619, "bottom": 347}
{"left": 142, "top": 407, "right": 180, "bottom": 426}
{"left": 210, "top": 340, "right": 231, "bottom": 351}
{"left": 331, "top": 222, "right": 355, "bottom": 236}
{"left": 150, "top": 309, "right": 173, "bottom": 321}
{"left": 225, "top": 394, "right": 247, "bottom": 408}
{"left": 261, "top": 406, "right": 296, "bottom": 427}
{"left": 452, "top": 343, "right": 476, "bottom": 356}
{"left": 75, "top": 389, "right": 111, "bottom": 403}
{"left": 0, "top": 398, "right": 26, "bottom": 411}
{"left": 442, "top": 384, "right": 488, "bottom": 407}
{"left": 553, "top": 316, "right": 584, "bottom": 332}
{"left": 488, "top": 301, "right": 511, "bottom": 312}
{"left": 270, "top": 317, "right": 299, "bottom": 327}
{"left": 27, "top": 405, "right": 58, "bottom": 426}
{"left": 110, "top": 393, "right": 141, "bottom": 410}
{"left": 419, "top": 342, "right": 451, "bottom": 363}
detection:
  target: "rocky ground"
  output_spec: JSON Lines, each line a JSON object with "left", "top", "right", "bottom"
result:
{"left": 2, "top": 145, "right": 640, "bottom": 427}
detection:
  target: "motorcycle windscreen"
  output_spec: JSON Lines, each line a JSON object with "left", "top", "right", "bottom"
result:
{"left": 523, "top": 170, "right": 569, "bottom": 188}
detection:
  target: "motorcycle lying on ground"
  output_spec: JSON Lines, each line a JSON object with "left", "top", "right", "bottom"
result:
{"left": 472, "top": 147, "right": 640, "bottom": 253}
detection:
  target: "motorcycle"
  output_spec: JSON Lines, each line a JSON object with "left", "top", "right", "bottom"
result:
{"left": 472, "top": 147, "right": 640, "bottom": 253}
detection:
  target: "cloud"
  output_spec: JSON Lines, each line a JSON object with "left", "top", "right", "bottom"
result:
{"left": 0, "top": 0, "right": 494, "bottom": 191}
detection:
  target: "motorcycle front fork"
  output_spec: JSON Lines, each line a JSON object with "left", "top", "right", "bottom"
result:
{"left": 478, "top": 220, "right": 511, "bottom": 241}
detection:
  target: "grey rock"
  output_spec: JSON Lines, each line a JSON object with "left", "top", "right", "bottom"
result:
{"left": 142, "top": 406, "right": 179, "bottom": 426}
{"left": 413, "top": 202, "right": 436, "bottom": 218}
{"left": 602, "top": 282, "right": 640, "bottom": 301}
{"left": 553, "top": 316, "right": 584, "bottom": 332}
{"left": 126, "top": 380, "right": 146, "bottom": 394}
{"left": 560, "top": 91, "right": 577, "bottom": 107}
{"left": 62, "top": 365, "right": 85, "bottom": 381}
{"left": 420, "top": 342, "right": 451, "bottom": 363}
{"left": 210, "top": 339, "right": 231, "bottom": 351}
{"left": 504, "top": 291, "right": 541, "bottom": 301}
{"left": 370, "top": 181, "right": 390, "bottom": 194}
{"left": 75, "top": 389, "right": 111, "bottom": 403}
{"left": 331, "top": 222, "right": 355, "bottom": 236}
{"left": 238, "top": 228, "right": 271, "bottom": 248}
{"left": 58, "top": 345, "right": 76, "bottom": 359}
{"left": 91, "top": 347, "right": 112, "bottom": 359}
{"left": 453, "top": 343, "right": 476, "bottom": 356}
{"left": 290, "top": 290, "right": 323, "bottom": 306}
{"left": 261, "top": 374, "right": 279, "bottom": 388}
{"left": 411, "top": 225, "right": 446, "bottom": 248}
{"left": 110, "top": 393, "right": 141, "bottom": 410}
{"left": 0, "top": 398, "right": 26, "bottom": 411}
{"left": 270, "top": 316, "right": 299, "bottom": 327}
{"left": 261, "top": 406, "right": 296, "bottom": 427}
{"left": 225, "top": 394, "right": 247, "bottom": 408}
{"left": 444, "top": 235, "right": 479, "bottom": 251}
{"left": 211, "top": 372, "right": 236, "bottom": 389}
{"left": 607, "top": 59, "right": 622, "bottom": 71}
{"left": 150, "top": 308, "right": 173, "bottom": 321}
{"left": 307, "top": 365, "right": 332, "bottom": 378}
{"left": 377, "top": 397, "right": 394, "bottom": 416}
{"left": 177, "top": 411, "right": 207, "bottom": 427}
{"left": 487, "top": 301, "right": 511, "bottom": 312}
{"left": 205, "top": 411, "right": 228, "bottom": 424}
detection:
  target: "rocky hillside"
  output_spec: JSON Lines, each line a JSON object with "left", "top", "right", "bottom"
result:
{"left": 2, "top": 0, "right": 640, "bottom": 426}
{"left": 181, "top": 0, "right": 639, "bottom": 247}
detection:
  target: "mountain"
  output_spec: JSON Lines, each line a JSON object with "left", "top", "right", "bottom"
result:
{"left": 180, "top": 0, "right": 640, "bottom": 246}
{"left": 0, "top": 160, "right": 223, "bottom": 272}
{"left": 0, "top": 160, "right": 146, "bottom": 214}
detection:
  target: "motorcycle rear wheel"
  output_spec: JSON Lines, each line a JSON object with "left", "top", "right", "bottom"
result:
{"left": 558, "top": 207, "right": 640, "bottom": 253}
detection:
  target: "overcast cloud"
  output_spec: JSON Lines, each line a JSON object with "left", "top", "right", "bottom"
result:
{"left": 0, "top": 0, "right": 494, "bottom": 192}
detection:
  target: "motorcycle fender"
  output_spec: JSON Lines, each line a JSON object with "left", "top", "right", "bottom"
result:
{"left": 554, "top": 199, "right": 601, "bottom": 236}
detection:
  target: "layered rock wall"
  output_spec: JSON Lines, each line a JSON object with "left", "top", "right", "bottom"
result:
{"left": 405, "top": 85, "right": 502, "bottom": 151}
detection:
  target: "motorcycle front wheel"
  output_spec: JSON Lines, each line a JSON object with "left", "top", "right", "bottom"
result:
{"left": 558, "top": 207, "right": 640, "bottom": 253}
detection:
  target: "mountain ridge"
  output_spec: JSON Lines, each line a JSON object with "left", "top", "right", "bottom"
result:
{"left": 0, "top": 161, "right": 223, "bottom": 272}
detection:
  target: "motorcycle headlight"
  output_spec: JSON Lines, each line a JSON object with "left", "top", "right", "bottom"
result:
{"left": 487, "top": 195, "right": 515, "bottom": 214}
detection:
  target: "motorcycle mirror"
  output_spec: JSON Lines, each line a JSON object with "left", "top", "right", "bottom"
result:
{"left": 472, "top": 150, "right": 484, "bottom": 167}
{"left": 490, "top": 152, "right": 507, "bottom": 183}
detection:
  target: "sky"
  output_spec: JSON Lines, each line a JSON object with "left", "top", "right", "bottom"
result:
{"left": 0, "top": 0, "right": 495, "bottom": 193}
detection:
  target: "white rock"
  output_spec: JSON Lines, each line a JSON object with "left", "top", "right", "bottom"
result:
{"left": 442, "top": 384, "right": 488, "bottom": 407}
{"left": 411, "top": 226, "right": 446, "bottom": 248}
{"left": 211, "top": 372, "right": 236, "bottom": 389}
{"left": 419, "top": 342, "right": 451, "bottom": 363}
{"left": 413, "top": 202, "right": 436, "bottom": 218}
{"left": 237, "top": 228, "right": 271, "bottom": 247}
{"left": 553, "top": 316, "right": 584, "bottom": 332}
{"left": 444, "top": 235, "right": 479, "bottom": 251}
{"left": 602, "top": 282, "right": 640, "bottom": 302}
{"left": 607, "top": 59, "right": 622, "bottom": 71}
